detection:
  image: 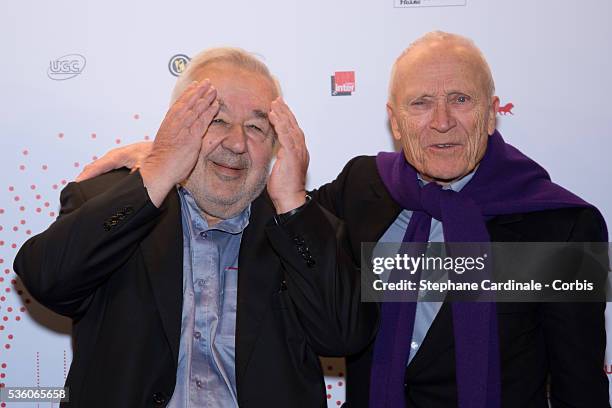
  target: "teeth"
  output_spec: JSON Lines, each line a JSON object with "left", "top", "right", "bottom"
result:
{"left": 436, "top": 144, "right": 453, "bottom": 148}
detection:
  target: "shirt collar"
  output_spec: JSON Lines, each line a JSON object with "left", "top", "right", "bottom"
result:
{"left": 178, "top": 186, "right": 251, "bottom": 235}
{"left": 417, "top": 170, "right": 475, "bottom": 192}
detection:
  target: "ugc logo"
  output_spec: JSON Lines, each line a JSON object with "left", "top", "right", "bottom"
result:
{"left": 47, "top": 54, "right": 86, "bottom": 80}
{"left": 168, "top": 54, "right": 191, "bottom": 77}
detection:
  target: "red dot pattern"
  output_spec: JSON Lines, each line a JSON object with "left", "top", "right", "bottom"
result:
{"left": 64, "top": 350, "right": 67, "bottom": 380}
{"left": 0, "top": 115, "right": 157, "bottom": 401}
{"left": 36, "top": 352, "right": 40, "bottom": 386}
{"left": 323, "top": 358, "right": 346, "bottom": 406}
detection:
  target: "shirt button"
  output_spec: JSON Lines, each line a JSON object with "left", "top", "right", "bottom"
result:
{"left": 194, "top": 331, "right": 201, "bottom": 339}
{"left": 411, "top": 341, "right": 419, "bottom": 350}
{"left": 197, "top": 279, "right": 206, "bottom": 287}
{"left": 195, "top": 379, "right": 203, "bottom": 388}
{"left": 200, "top": 231, "right": 207, "bottom": 239}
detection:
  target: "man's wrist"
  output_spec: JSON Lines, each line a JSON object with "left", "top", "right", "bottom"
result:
{"left": 274, "top": 194, "right": 312, "bottom": 225}
{"left": 139, "top": 166, "right": 175, "bottom": 208}
{"left": 272, "top": 191, "right": 309, "bottom": 215}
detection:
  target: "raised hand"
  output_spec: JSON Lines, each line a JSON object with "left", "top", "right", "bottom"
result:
{"left": 140, "top": 80, "right": 219, "bottom": 207}
{"left": 268, "top": 97, "right": 309, "bottom": 214}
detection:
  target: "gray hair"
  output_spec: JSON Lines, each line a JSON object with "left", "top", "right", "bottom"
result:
{"left": 388, "top": 31, "right": 495, "bottom": 103}
{"left": 170, "top": 47, "right": 282, "bottom": 104}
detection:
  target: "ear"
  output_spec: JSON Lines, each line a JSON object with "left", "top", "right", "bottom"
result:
{"left": 387, "top": 103, "right": 402, "bottom": 141}
{"left": 487, "top": 96, "right": 500, "bottom": 135}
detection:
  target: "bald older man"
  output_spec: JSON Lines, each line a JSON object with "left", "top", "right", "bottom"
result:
{"left": 314, "top": 32, "right": 609, "bottom": 408}
{"left": 75, "top": 32, "right": 609, "bottom": 407}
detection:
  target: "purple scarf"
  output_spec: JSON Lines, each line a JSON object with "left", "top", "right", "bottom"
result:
{"left": 369, "top": 130, "right": 607, "bottom": 408}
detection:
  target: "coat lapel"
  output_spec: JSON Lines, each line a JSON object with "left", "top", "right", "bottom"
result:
{"left": 235, "top": 192, "right": 282, "bottom": 382}
{"left": 350, "top": 173, "right": 402, "bottom": 253}
{"left": 139, "top": 190, "right": 184, "bottom": 366}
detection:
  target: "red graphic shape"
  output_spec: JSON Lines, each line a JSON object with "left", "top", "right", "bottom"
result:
{"left": 497, "top": 102, "right": 514, "bottom": 115}
{"left": 333, "top": 71, "right": 356, "bottom": 95}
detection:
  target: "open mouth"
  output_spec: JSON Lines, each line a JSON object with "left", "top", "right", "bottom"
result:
{"left": 428, "top": 143, "right": 461, "bottom": 150}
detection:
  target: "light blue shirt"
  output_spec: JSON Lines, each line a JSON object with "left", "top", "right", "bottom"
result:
{"left": 376, "top": 172, "right": 474, "bottom": 365}
{"left": 167, "top": 187, "right": 250, "bottom": 408}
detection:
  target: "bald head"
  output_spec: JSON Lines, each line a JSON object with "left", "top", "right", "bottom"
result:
{"left": 389, "top": 31, "right": 495, "bottom": 105}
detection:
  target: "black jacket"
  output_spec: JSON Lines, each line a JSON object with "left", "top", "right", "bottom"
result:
{"left": 14, "top": 169, "right": 378, "bottom": 407}
{"left": 312, "top": 156, "right": 609, "bottom": 408}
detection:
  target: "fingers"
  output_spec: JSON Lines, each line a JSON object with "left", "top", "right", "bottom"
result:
{"left": 272, "top": 97, "right": 301, "bottom": 130}
{"left": 174, "top": 80, "right": 212, "bottom": 113}
{"left": 76, "top": 153, "right": 120, "bottom": 182}
{"left": 75, "top": 142, "right": 154, "bottom": 182}
{"left": 177, "top": 87, "right": 218, "bottom": 129}
{"left": 269, "top": 97, "right": 305, "bottom": 149}
{"left": 191, "top": 98, "right": 220, "bottom": 139}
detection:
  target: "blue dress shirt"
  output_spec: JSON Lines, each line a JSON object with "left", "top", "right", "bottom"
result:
{"left": 167, "top": 187, "right": 250, "bottom": 408}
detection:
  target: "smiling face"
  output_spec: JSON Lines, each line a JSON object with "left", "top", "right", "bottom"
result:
{"left": 388, "top": 40, "right": 499, "bottom": 185}
{"left": 183, "top": 62, "right": 278, "bottom": 222}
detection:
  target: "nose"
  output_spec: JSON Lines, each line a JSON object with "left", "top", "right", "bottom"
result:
{"left": 429, "top": 100, "right": 456, "bottom": 133}
{"left": 221, "top": 124, "right": 248, "bottom": 154}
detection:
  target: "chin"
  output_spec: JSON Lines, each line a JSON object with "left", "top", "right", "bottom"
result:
{"left": 208, "top": 191, "right": 243, "bottom": 206}
{"left": 425, "top": 168, "right": 468, "bottom": 184}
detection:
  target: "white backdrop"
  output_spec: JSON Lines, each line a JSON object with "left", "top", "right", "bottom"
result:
{"left": 1, "top": 1, "right": 611, "bottom": 406}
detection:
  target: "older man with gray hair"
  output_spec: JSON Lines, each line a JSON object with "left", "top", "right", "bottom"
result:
{"left": 14, "top": 47, "right": 377, "bottom": 407}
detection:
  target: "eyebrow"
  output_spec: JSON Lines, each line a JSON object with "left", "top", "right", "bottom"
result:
{"left": 253, "top": 110, "right": 268, "bottom": 120}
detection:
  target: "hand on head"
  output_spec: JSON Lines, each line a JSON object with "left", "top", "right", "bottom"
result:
{"left": 76, "top": 80, "right": 220, "bottom": 208}
{"left": 139, "top": 80, "right": 220, "bottom": 207}
{"left": 267, "top": 97, "right": 310, "bottom": 214}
